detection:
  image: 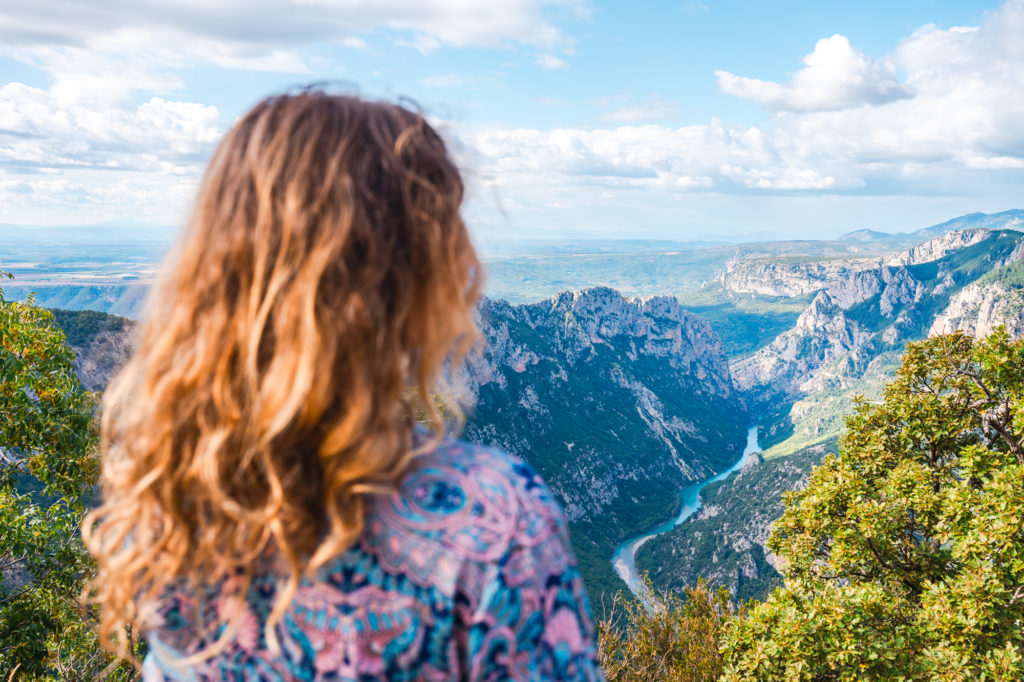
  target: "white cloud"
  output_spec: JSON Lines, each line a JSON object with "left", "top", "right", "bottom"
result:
{"left": 0, "top": 0, "right": 588, "bottom": 224}
{"left": 536, "top": 55, "right": 569, "bottom": 71}
{"left": 457, "top": 120, "right": 812, "bottom": 195}
{"left": 598, "top": 97, "right": 681, "bottom": 123}
{"left": 716, "top": 34, "right": 913, "bottom": 112}
{"left": 0, "top": 84, "right": 222, "bottom": 173}
{"left": 0, "top": 0, "right": 583, "bottom": 111}
{"left": 0, "top": 175, "right": 200, "bottom": 225}
{"left": 455, "top": 1, "right": 1024, "bottom": 208}
{"left": 764, "top": 3, "right": 1024, "bottom": 170}
{"left": 0, "top": 0, "right": 580, "bottom": 61}
{"left": 3, "top": 0, "right": 1024, "bottom": 231}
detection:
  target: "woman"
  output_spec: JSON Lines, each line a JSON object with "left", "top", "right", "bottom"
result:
{"left": 84, "top": 91, "right": 602, "bottom": 680}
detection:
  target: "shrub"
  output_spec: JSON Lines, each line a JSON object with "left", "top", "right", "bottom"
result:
{"left": 598, "top": 577, "right": 734, "bottom": 681}
{"left": 0, "top": 276, "right": 138, "bottom": 680}
{"left": 723, "top": 330, "right": 1024, "bottom": 680}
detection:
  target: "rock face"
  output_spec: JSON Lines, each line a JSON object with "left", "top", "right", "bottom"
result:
{"left": 930, "top": 282, "right": 1024, "bottom": 338}
{"left": 717, "top": 258, "right": 880, "bottom": 297}
{"left": 731, "top": 230, "right": 1024, "bottom": 423}
{"left": 72, "top": 327, "right": 136, "bottom": 392}
{"left": 731, "top": 290, "right": 869, "bottom": 404}
{"left": 884, "top": 229, "right": 992, "bottom": 266}
{"left": 464, "top": 287, "right": 748, "bottom": 595}
{"left": 47, "top": 309, "right": 137, "bottom": 392}
{"left": 720, "top": 230, "right": 1004, "bottom": 301}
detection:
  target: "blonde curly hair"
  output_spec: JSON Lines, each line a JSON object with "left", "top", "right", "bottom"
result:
{"left": 83, "top": 91, "right": 482, "bottom": 662}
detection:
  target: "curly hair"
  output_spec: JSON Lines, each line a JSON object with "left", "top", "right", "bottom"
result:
{"left": 82, "top": 91, "right": 482, "bottom": 662}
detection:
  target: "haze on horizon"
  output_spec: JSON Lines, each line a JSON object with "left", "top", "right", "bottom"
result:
{"left": 0, "top": 0, "right": 1022, "bottom": 244}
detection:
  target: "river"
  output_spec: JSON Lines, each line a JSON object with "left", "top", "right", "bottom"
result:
{"left": 611, "top": 425, "right": 761, "bottom": 602}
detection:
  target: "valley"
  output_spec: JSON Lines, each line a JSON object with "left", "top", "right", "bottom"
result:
{"left": 12, "top": 208, "right": 1024, "bottom": 606}
{"left": 613, "top": 426, "right": 761, "bottom": 604}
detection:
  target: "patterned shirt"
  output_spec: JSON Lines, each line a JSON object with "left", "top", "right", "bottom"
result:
{"left": 142, "top": 438, "right": 603, "bottom": 680}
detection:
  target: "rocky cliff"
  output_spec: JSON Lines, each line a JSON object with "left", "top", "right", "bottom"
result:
{"left": 929, "top": 258, "right": 1024, "bottom": 338}
{"left": 883, "top": 229, "right": 992, "bottom": 266}
{"left": 718, "top": 229, "right": 1018, "bottom": 301}
{"left": 49, "top": 309, "right": 136, "bottom": 392}
{"left": 731, "top": 230, "right": 1024, "bottom": 438}
{"left": 717, "top": 257, "right": 880, "bottom": 298}
{"left": 464, "top": 287, "right": 748, "bottom": 596}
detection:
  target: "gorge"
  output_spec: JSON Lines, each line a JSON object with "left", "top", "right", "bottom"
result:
{"left": 27, "top": 208, "right": 1024, "bottom": 606}
{"left": 612, "top": 426, "right": 761, "bottom": 603}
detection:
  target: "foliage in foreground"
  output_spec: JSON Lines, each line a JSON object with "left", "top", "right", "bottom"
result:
{"left": 0, "top": 277, "right": 137, "bottom": 680}
{"left": 598, "top": 578, "right": 735, "bottom": 681}
{"left": 723, "top": 330, "right": 1024, "bottom": 680}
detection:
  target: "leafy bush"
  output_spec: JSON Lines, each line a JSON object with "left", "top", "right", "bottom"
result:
{"left": 598, "top": 578, "right": 736, "bottom": 681}
{"left": 723, "top": 330, "right": 1024, "bottom": 680}
{"left": 0, "top": 276, "right": 137, "bottom": 680}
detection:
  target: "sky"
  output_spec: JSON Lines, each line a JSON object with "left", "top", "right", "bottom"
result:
{"left": 0, "top": 0, "right": 1022, "bottom": 244}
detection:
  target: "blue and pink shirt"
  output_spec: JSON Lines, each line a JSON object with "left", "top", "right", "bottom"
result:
{"left": 143, "top": 438, "right": 603, "bottom": 680}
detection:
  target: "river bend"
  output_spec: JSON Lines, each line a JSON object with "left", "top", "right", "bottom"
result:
{"left": 611, "top": 426, "right": 761, "bottom": 602}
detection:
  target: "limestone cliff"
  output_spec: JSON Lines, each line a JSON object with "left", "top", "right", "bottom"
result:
{"left": 717, "top": 257, "right": 880, "bottom": 298}
{"left": 884, "top": 229, "right": 992, "bottom": 266}
{"left": 930, "top": 280, "right": 1024, "bottom": 338}
{"left": 464, "top": 287, "right": 749, "bottom": 596}
{"left": 731, "top": 230, "right": 1024, "bottom": 431}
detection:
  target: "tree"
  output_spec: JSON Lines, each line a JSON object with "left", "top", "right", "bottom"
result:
{"left": 598, "top": 577, "right": 734, "bottom": 681}
{"left": 0, "top": 275, "right": 136, "bottom": 679}
{"left": 722, "top": 330, "right": 1024, "bottom": 680}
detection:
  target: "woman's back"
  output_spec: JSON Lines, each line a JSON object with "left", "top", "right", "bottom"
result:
{"left": 144, "top": 439, "right": 600, "bottom": 680}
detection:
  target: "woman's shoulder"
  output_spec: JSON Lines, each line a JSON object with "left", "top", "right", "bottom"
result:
{"left": 404, "top": 436, "right": 557, "bottom": 516}
{"left": 362, "top": 437, "right": 572, "bottom": 586}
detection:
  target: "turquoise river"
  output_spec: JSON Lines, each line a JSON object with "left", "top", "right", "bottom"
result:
{"left": 611, "top": 426, "right": 761, "bottom": 602}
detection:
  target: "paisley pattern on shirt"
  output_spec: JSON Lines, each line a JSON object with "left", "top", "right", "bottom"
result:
{"left": 143, "top": 439, "right": 603, "bottom": 681}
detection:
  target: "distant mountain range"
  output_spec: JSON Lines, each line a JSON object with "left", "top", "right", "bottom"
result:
{"left": 838, "top": 209, "right": 1024, "bottom": 247}
{"left": 5, "top": 209, "right": 1023, "bottom": 314}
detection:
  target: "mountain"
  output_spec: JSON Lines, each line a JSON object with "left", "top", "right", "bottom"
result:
{"left": 914, "top": 209, "right": 1024, "bottom": 239}
{"left": 732, "top": 229, "right": 1024, "bottom": 451}
{"left": 641, "top": 226, "right": 1024, "bottom": 604}
{"left": 836, "top": 209, "right": 1024, "bottom": 248}
{"left": 930, "top": 259, "right": 1024, "bottom": 338}
{"left": 40, "top": 288, "right": 750, "bottom": 601}
{"left": 464, "top": 287, "right": 748, "bottom": 597}
{"left": 839, "top": 228, "right": 893, "bottom": 242}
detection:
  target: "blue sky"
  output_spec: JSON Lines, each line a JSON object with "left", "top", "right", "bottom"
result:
{"left": 0, "top": 0, "right": 1021, "bottom": 244}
